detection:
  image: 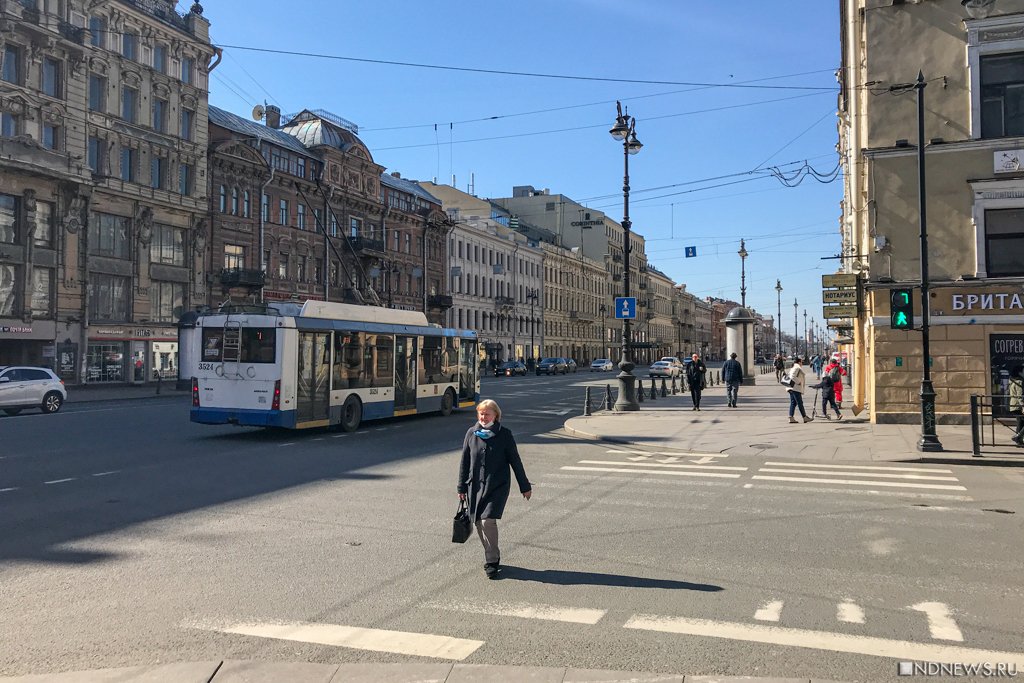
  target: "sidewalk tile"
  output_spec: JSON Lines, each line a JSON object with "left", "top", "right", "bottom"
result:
{"left": 328, "top": 663, "right": 453, "bottom": 682}
{"left": 212, "top": 660, "right": 338, "bottom": 683}
{"left": 446, "top": 664, "right": 565, "bottom": 682}
{"left": 564, "top": 668, "right": 683, "bottom": 682}
{"left": 0, "top": 661, "right": 221, "bottom": 683}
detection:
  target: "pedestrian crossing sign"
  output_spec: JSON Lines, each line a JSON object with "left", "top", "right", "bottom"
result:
{"left": 615, "top": 297, "right": 637, "bottom": 319}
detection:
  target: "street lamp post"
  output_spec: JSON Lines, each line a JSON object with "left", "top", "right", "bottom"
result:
{"left": 599, "top": 303, "right": 608, "bottom": 360}
{"left": 526, "top": 287, "right": 539, "bottom": 369}
{"left": 793, "top": 299, "right": 798, "bottom": 359}
{"left": 610, "top": 101, "right": 642, "bottom": 412}
{"left": 738, "top": 239, "right": 748, "bottom": 308}
{"left": 803, "top": 309, "right": 808, "bottom": 358}
{"left": 775, "top": 280, "right": 783, "bottom": 356}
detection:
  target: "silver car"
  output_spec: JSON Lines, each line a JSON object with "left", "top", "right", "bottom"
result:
{"left": 0, "top": 366, "right": 67, "bottom": 415}
{"left": 590, "top": 359, "right": 614, "bottom": 372}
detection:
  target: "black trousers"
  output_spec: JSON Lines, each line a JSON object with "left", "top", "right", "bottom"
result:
{"left": 690, "top": 388, "right": 702, "bottom": 407}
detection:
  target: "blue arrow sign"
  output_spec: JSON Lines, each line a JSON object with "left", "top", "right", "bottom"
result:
{"left": 615, "top": 297, "right": 637, "bottom": 319}
{"left": 685, "top": 246, "right": 697, "bottom": 258}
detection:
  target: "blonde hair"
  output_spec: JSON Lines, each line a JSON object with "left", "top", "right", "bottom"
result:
{"left": 476, "top": 399, "right": 501, "bottom": 420}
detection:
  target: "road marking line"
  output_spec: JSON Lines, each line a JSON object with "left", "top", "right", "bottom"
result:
{"left": 91, "top": 471, "right": 120, "bottom": 477}
{"left": 764, "top": 461, "right": 952, "bottom": 473}
{"left": 375, "top": 428, "right": 387, "bottom": 431}
{"left": 332, "top": 434, "right": 348, "bottom": 438}
{"left": 44, "top": 478, "right": 75, "bottom": 485}
{"left": 578, "top": 460, "right": 747, "bottom": 472}
{"left": 433, "top": 601, "right": 607, "bottom": 625}
{"left": 561, "top": 466, "right": 741, "bottom": 479}
{"left": 279, "top": 443, "right": 296, "bottom": 447}
{"left": 623, "top": 614, "right": 1024, "bottom": 666}
{"left": 751, "top": 476, "right": 967, "bottom": 491}
{"left": 0, "top": 487, "right": 19, "bottom": 492}
{"left": 910, "top": 602, "right": 963, "bottom": 642}
{"left": 312, "top": 438, "right": 324, "bottom": 441}
{"left": 838, "top": 600, "right": 866, "bottom": 624}
{"left": 867, "top": 538, "right": 898, "bottom": 557}
{"left": 754, "top": 600, "right": 784, "bottom": 622}
{"left": 758, "top": 467, "right": 958, "bottom": 482}
{"left": 606, "top": 449, "right": 653, "bottom": 455}
{"left": 744, "top": 482, "right": 973, "bottom": 502}
{"left": 214, "top": 621, "right": 483, "bottom": 660}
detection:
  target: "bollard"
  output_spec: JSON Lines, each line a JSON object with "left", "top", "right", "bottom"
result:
{"left": 156, "top": 373, "right": 162, "bottom": 395}
{"left": 716, "top": 370, "right": 721, "bottom": 386}
{"left": 661, "top": 377, "right": 668, "bottom": 397}
{"left": 584, "top": 386, "right": 592, "bottom": 416}
{"left": 670, "top": 376, "right": 677, "bottom": 395}
{"left": 605, "top": 383, "right": 613, "bottom": 411}
{"left": 648, "top": 378, "right": 657, "bottom": 400}
{"left": 638, "top": 380, "right": 645, "bottom": 403}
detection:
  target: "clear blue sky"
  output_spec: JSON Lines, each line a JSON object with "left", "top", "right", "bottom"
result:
{"left": 195, "top": 0, "right": 842, "bottom": 341}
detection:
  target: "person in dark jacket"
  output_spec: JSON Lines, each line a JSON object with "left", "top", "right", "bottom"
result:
{"left": 722, "top": 352, "right": 743, "bottom": 408}
{"left": 813, "top": 373, "right": 842, "bottom": 420}
{"left": 457, "top": 399, "right": 532, "bottom": 579}
{"left": 686, "top": 353, "right": 708, "bottom": 411}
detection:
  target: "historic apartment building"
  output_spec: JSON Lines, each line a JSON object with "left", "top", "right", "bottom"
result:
{"left": 840, "top": 0, "right": 1024, "bottom": 422}
{"left": 645, "top": 266, "right": 677, "bottom": 362}
{"left": 418, "top": 181, "right": 544, "bottom": 366}
{"left": 540, "top": 241, "right": 608, "bottom": 364}
{"left": 0, "top": 0, "right": 215, "bottom": 384}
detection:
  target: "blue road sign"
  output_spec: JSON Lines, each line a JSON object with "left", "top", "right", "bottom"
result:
{"left": 615, "top": 297, "right": 637, "bottom": 319}
{"left": 685, "top": 246, "right": 697, "bottom": 258}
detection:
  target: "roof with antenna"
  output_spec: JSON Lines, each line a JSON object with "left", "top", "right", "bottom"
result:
{"left": 208, "top": 105, "right": 311, "bottom": 156}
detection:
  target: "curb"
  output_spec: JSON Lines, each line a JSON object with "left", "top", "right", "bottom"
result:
{"left": 66, "top": 390, "right": 190, "bottom": 405}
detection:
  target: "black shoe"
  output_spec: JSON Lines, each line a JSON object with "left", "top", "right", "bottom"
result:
{"left": 484, "top": 563, "right": 500, "bottom": 579}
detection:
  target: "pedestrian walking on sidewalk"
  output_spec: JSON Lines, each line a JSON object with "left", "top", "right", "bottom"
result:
{"left": 722, "top": 352, "right": 743, "bottom": 408}
{"left": 813, "top": 373, "right": 842, "bottom": 420}
{"left": 822, "top": 358, "right": 847, "bottom": 407}
{"left": 774, "top": 354, "right": 786, "bottom": 383}
{"left": 457, "top": 399, "right": 532, "bottom": 579}
{"left": 785, "top": 356, "right": 813, "bottom": 423}
{"left": 1010, "top": 366, "right": 1024, "bottom": 447}
{"left": 686, "top": 353, "right": 707, "bottom": 411}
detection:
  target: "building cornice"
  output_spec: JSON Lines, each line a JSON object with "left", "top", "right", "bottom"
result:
{"left": 863, "top": 135, "right": 1024, "bottom": 159}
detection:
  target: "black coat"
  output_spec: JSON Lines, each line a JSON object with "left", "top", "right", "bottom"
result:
{"left": 686, "top": 360, "right": 707, "bottom": 390}
{"left": 457, "top": 422, "right": 531, "bottom": 520}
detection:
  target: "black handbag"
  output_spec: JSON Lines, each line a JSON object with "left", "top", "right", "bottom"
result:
{"left": 452, "top": 499, "right": 472, "bottom": 544}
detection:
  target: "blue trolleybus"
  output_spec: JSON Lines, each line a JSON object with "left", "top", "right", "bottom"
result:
{"left": 185, "top": 301, "right": 479, "bottom": 431}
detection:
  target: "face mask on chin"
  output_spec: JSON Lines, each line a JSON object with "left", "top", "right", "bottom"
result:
{"left": 479, "top": 420, "right": 495, "bottom": 429}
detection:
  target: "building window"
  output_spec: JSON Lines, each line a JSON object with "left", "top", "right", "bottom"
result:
{"left": 89, "top": 273, "right": 130, "bottom": 321}
{"left": 152, "top": 98, "right": 167, "bottom": 133}
{"left": 0, "top": 263, "right": 18, "bottom": 316}
{"left": 330, "top": 213, "right": 338, "bottom": 237}
{"left": 297, "top": 204, "right": 306, "bottom": 229}
{"left": 262, "top": 193, "right": 270, "bottom": 222}
{"left": 313, "top": 208, "right": 321, "bottom": 231}
{"left": 0, "top": 194, "right": 18, "bottom": 244}
{"left": 41, "top": 57, "right": 60, "bottom": 97}
{"left": 243, "top": 191, "right": 251, "bottom": 218}
{"left": 150, "top": 156, "right": 164, "bottom": 190}
{"left": 350, "top": 217, "right": 361, "bottom": 237}
{"left": 313, "top": 262, "right": 322, "bottom": 284}
{"left": 153, "top": 44, "right": 167, "bottom": 74}
{"left": 219, "top": 185, "right": 227, "bottom": 212}
{"left": 89, "top": 15, "right": 104, "bottom": 48}
{"left": 181, "top": 56, "right": 193, "bottom": 84}
{"left": 151, "top": 281, "right": 184, "bottom": 323}
{"left": 1, "top": 111, "right": 17, "bottom": 137}
{"left": 231, "top": 187, "right": 239, "bottom": 215}
{"left": 179, "top": 163, "right": 191, "bottom": 196}
{"left": 88, "top": 136, "right": 103, "bottom": 173}
{"left": 34, "top": 201, "right": 54, "bottom": 248}
{"left": 223, "top": 244, "right": 245, "bottom": 270}
{"left": 122, "top": 32, "right": 137, "bottom": 61}
{"left": 89, "top": 212, "right": 130, "bottom": 258}
{"left": 984, "top": 208, "right": 1024, "bottom": 276}
{"left": 262, "top": 249, "right": 270, "bottom": 272}
{"left": 151, "top": 224, "right": 184, "bottom": 266}
{"left": 404, "top": 234, "right": 411, "bottom": 254}
{"left": 297, "top": 255, "right": 307, "bottom": 282}
{"left": 393, "top": 231, "right": 400, "bottom": 251}
{"left": 30, "top": 267, "right": 53, "bottom": 318}
{"left": 41, "top": 125, "right": 59, "bottom": 152}
{"left": 980, "top": 53, "right": 1024, "bottom": 138}
{"left": 121, "top": 86, "right": 137, "bottom": 123}
{"left": 330, "top": 262, "right": 339, "bottom": 286}
{"left": 89, "top": 74, "right": 105, "bottom": 111}
{"left": 278, "top": 199, "right": 288, "bottom": 225}
{"left": 180, "top": 109, "right": 194, "bottom": 141}
{"left": 120, "top": 147, "right": 135, "bottom": 182}
{"left": 296, "top": 157, "right": 306, "bottom": 179}
{"left": 2, "top": 45, "right": 20, "bottom": 84}
{"left": 278, "top": 253, "right": 289, "bottom": 279}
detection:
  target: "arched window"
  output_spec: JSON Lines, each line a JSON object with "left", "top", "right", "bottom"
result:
{"left": 231, "top": 187, "right": 238, "bottom": 215}
{"left": 243, "top": 190, "right": 250, "bottom": 218}
{"left": 218, "top": 185, "right": 227, "bottom": 212}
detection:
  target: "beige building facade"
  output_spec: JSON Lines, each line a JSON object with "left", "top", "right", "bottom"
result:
{"left": 841, "top": 0, "right": 1024, "bottom": 422}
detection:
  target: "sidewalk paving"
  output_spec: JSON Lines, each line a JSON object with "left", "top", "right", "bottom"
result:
{"left": 0, "top": 661, "right": 849, "bottom": 683}
{"left": 565, "top": 372, "right": 1024, "bottom": 464}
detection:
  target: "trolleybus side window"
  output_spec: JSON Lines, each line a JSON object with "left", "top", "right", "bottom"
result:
{"left": 419, "top": 336, "right": 443, "bottom": 384}
{"left": 445, "top": 337, "right": 459, "bottom": 383}
{"left": 368, "top": 334, "right": 393, "bottom": 388}
{"left": 333, "top": 332, "right": 363, "bottom": 389}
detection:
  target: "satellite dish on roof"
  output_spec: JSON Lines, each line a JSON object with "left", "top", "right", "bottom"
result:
{"left": 251, "top": 104, "right": 266, "bottom": 122}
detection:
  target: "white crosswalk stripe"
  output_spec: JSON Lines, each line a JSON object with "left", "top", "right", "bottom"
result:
{"left": 429, "top": 600, "right": 607, "bottom": 625}
{"left": 749, "top": 461, "right": 968, "bottom": 494}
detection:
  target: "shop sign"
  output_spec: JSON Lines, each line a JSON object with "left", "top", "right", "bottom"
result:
{"left": 823, "top": 290, "right": 858, "bottom": 303}
{"left": 822, "top": 274, "right": 858, "bottom": 288}
{"left": 56, "top": 342, "right": 78, "bottom": 381}
{"left": 0, "top": 325, "right": 32, "bottom": 334}
{"left": 823, "top": 304, "right": 858, "bottom": 319}
{"left": 90, "top": 326, "right": 175, "bottom": 340}
{"left": 950, "top": 292, "right": 1024, "bottom": 311}
{"left": 994, "top": 149, "right": 1024, "bottom": 174}
{"left": 989, "top": 334, "right": 1024, "bottom": 417}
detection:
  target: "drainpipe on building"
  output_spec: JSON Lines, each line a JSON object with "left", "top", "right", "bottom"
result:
{"left": 80, "top": 194, "right": 92, "bottom": 386}
{"left": 257, "top": 142, "right": 275, "bottom": 304}
{"left": 422, "top": 220, "right": 429, "bottom": 316}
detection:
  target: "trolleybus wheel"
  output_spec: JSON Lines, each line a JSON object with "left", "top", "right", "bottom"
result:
{"left": 340, "top": 395, "right": 362, "bottom": 432}
{"left": 440, "top": 388, "right": 455, "bottom": 417}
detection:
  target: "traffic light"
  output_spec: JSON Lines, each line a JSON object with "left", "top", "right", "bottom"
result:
{"left": 891, "top": 288, "right": 913, "bottom": 330}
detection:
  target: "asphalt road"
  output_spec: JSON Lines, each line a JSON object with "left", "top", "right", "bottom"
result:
{"left": 1, "top": 370, "right": 1023, "bottom": 682}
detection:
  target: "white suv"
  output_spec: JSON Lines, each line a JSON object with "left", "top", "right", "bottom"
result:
{"left": 0, "top": 366, "right": 67, "bottom": 415}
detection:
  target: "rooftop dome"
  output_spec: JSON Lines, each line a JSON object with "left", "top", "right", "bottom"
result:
{"left": 282, "top": 118, "right": 352, "bottom": 151}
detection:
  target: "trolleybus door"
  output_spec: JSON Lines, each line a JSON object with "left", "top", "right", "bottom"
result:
{"left": 394, "top": 336, "right": 417, "bottom": 412}
{"left": 297, "top": 331, "right": 330, "bottom": 423}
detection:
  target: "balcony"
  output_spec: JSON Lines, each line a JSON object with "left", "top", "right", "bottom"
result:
{"left": 569, "top": 310, "right": 579, "bottom": 319}
{"left": 494, "top": 296, "right": 515, "bottom": 308}
{"left": 57, "top": 19, "right": 85, "bottom": 44}
{"left": 428, "top": 294, "right": 453, "bottom": 310}
{"left": 611, "top": 274, "right": 622, "bottom": 282}
{"left": 347, "top": 236, "right": 386, "bottom": 256}
{"left": 611, "top": 253, "right": 623, "bottom": 263}
{"left": 220, "top": 268, "right": 266, "bottom": 289}
{"left": 638, "top": 280, "right": 648, "bottom": 290}
{"left": 639, "top": 264, "right": 648, "bottom": 273}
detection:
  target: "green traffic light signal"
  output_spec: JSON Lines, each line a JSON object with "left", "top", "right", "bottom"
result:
{"left": 891, "top": 288, "right": 913, "bottom": 330}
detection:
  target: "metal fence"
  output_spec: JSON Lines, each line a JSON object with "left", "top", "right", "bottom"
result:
{"left": 970, "top": 394, "right": 1023, "bottom": 456}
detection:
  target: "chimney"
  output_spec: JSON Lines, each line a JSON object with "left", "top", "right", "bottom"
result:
{"left": 265, "top": 105, "right": 281, "bottom": 129}
{"left": 391, "top": 171, "right": 401, "bottom": 179}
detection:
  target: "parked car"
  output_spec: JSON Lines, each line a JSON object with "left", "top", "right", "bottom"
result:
{"left": 566, "top": 359, "right": 578, "bottom": 373}
{"left": 494, "top": 360, "right": 527, "bottom": 377}
{"left": 590, "top": 358, "right": 614, "bottom": 372}
{"left": 649, "top": 360, "right": 680, "bottom": 378}
{"left": 536, "top": 357, "right": 568, "bottom": 375}
{"left": 0, "top": 366, "right": 67, "bottom": 415}
{"left": 660, "top": 357, "right": 684, "bottom": 373}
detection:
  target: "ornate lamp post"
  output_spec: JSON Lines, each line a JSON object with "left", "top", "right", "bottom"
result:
{"left": 775, "top": 280, "right": 783, "bottom": 356}
{"left": 738, "top": 239, "right": 748, "bottom": 307}
{"left": 803, "top": 309, "right": 808, "bottom": 358}
{"left": 610, "top": 101, "right": 642, "bottom": 411}
{"left": 793, "top": 298, "right": 799, "bottom": 359}
{"left": 526, "top": 287, "right": 539, "bottom": 369}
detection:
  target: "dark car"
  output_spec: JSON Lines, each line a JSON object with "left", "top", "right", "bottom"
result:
{"left": 566, "top": 359, "right": 578, "bottom": 373}
{"left": 536, "top": 357, "right": 568, "bottom": 375}
{"left": 494, "top": 361, "right": 527, "bottom": 377}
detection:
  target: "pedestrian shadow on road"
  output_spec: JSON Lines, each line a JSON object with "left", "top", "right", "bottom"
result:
{"left": 497, "top": 565, "right": 723, "bottom": 591}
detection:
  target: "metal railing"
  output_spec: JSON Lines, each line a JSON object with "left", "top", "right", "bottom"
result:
{"left": 970, "top": 394, "right": 1023, "bottom": 456}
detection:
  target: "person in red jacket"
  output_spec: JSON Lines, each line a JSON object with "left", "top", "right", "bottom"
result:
{"left": 823, "top": 359, "right": 848, "bottom": 407}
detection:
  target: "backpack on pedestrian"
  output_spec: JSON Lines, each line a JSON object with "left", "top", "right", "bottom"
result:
{"left": 827, "top": 364, "right": 841, "bottom": 384}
